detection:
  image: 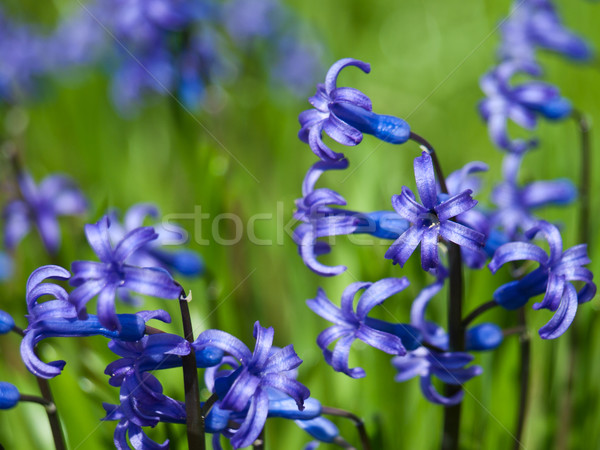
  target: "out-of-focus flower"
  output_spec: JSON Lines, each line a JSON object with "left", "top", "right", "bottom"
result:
{"left": 69, "top": 216, "right": 182, "bottom": 331}
{"left": 308, "top": 278, "right": 420, "bottom": 378}
{"left": 195, "top": 322, "right": 310, "bottom": 448}
{"left": 385, "top": 152, "right": 484, "bottom": 271}
{"left": 3, "top": 172, "right": 87, "bottom": 255}
{"left": 489, "top": 221, "right": 596, "bottom": 339}
{"left": 479, "top": 60, "right": 572, "bottom": 153}
{"left": 500, "top": 0, "right": 593, "bottom": 62}
{"left": 490, "top": 153, "right": 576, "bottom": 239}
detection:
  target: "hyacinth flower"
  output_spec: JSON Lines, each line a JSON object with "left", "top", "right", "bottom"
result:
{"left": 0, "top": 382, "right": 21, "bottom": 410}
{"left": 478, "top": 60, "right": 572, "bottom": 153}
{"left": 69, "top": 216, "right": 183, "bottom": 331}
{"left": 490, "top": 153, "right": 576, "bottom": 239}
{"left": 489, "top": 221, "right": 596, "bottom": 339}
{"left": 194, "top": 321, "right": 310, "bottom": 448}
{"left": 384, "top": 151, "right": 485, "bottom": 272}
{"left": 102, "top": 326, "right": 224, "bottom": 449}
{"left": 499, "top": 0, "right": 593, "bottom": 63}
{"left": 294, "top": 158, "right": 410, "bottom": 276}
{"left": 3, "top": 171, "right": 87, "bottom": 255}
{"left": 410, "top": 280, "right": 504, "bottom": 352}
{"left": 204, "top": 355, "right": 344, "bottom": 450}
{"left": 392, "top": 348, "right": 483, "bottom": 406}
{"left": 104, "top": 328, "right": 223, "bottom": 387}
{"left": 21, "top": 265, "right": 168, "bottom": 379}
{"left": 308, "top": 278, "right": 422, "bottom": 378}
{"left": 298, "top": 58, "right": 410, "bottom": 161}
{"left": 107, "top": 203, "right": 204, "bottom": 277}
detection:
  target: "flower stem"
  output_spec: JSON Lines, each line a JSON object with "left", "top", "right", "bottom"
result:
{"left": 462, "top": 300, "right": 498, "bottom": 327}
{"left": 513, "top": 308, "right": 530, "bottom": 450}
{"left": 12, "top": 326, "right": 66, "bottom": 450}
{"left": 322, "top": 406, "right": 372, "bottom": 450}
{"left": 178, "top": 290, "right": 204, "bottom": 450}
{"left": 19, "top": 394, "right": 53, "bottom": 407}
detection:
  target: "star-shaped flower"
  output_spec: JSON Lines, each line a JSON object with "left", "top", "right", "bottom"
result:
{"left": 69, "top": 216, "right": 182, "bottom": 331}
{"left": 385, "top": 151, "right": 484, "bottom": 271}
{"left": 308, "top": 277, "right": 420, "bottom": 378}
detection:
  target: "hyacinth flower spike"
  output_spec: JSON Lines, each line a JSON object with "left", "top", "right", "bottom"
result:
{"left": 299, "top": 58, "right": 410, "bottom": 161}
{"left": 69, "top": 216, "right": 182, "bottom": 331}
{"left": 308, "top": 277, "right": 421, "bottom": 378}
{"left": 3, "top": 171, "right": 87, "bottom": 254}
{"left": 385, "top": 151, "right": 485, "bottom": 271}
{"left": 195, "top": 321, "right": 310, "bottom": 448}
{"left": 489, "top": 221, "right": 595, "bottom": 339}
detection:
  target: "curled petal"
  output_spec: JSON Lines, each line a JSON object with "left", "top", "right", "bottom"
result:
{"left": 194, "top": 329, "right": 253, "bottom": 363}
{"left": 306, "top": 288, "right": 346, "bottom": 324}
{"left": 420, "top": 374, "right": 464, "bottom": 406}
{"left": 356, "top": 325, "right": 405, "bottom": 355}
{"left": 85, "top": 217, "right": 113, "bottom": 263}
{"left": 324, "top": 58, "right": 371, "bottom": 94}
{"left": 356, "top": 277, "right": 409, "bottom": 320}
{"left": 330, "top": 334, "right": 365, "bottom": 378}
{"left": 488, "top": 242, "right": 549, "bottom": 273}
{"left": 538, "top": 284, "right": 578, "bottom": 340}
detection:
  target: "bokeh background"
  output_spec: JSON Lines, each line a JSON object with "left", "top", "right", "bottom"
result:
{"left": 0, "top": 0, "right": 599, "bottom": 448}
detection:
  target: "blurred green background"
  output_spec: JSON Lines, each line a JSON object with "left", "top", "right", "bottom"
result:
{"left": 1, "top": 0, "right": 599, "bottom": 448}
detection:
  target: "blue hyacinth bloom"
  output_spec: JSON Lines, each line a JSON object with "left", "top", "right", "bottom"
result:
{"left": 489, "top": 221, "right": 596, "bottom": 339}
{"left": 69, "top": 216, "right": 183, "bottom": 331}
{"left": 195, "top": 321, "right": 310, "bottom": 448}
{"left": 307, "top": 278, "right": 417, "bottom": 378}
{"left": 385, "top": 151, "right": 485, "bottom": 271}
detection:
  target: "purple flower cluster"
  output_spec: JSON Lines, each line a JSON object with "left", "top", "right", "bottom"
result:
{"left": 479, "top": 0, "right": 593, "bottom": 153}
{"left": 0, "top": 0, "right": 323, "bottom": 111}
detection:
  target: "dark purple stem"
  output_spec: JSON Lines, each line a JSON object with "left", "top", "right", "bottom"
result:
{"left": 178, "top": 290, "right": 204, "bottom": 450}
{"left": 462, "top": 300, "right": 498, "bottom": 327}
{"left": 322, "top": 406, "right": 371, "bottom": 450}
